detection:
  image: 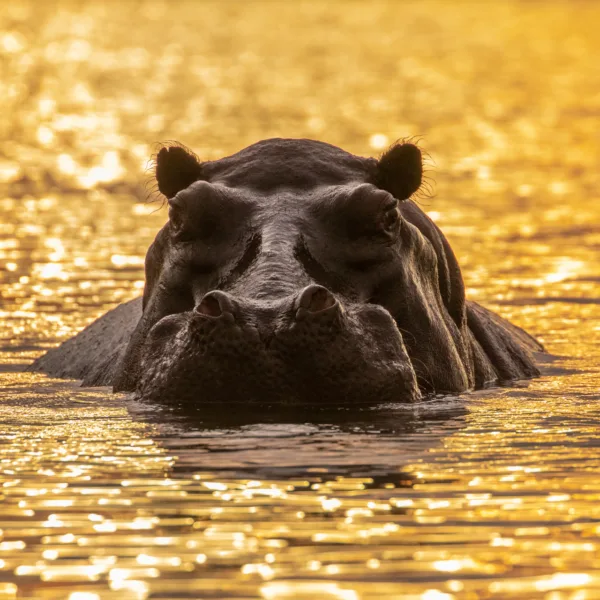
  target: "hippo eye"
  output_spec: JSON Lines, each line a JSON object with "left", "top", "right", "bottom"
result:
{"left": 380, "top": 201, "right": 401, "bottom": 236}
{"left": 318, "top": 185, "right": 401, "bottom": 242}
{"left": 168, "top": 204, "right": 185, "bottom": 238}
{"left": 382, "top": 206, "right": 399, "bottom": 231}
{"left": 167, "top": 182, "right": 236, "bottom": 243}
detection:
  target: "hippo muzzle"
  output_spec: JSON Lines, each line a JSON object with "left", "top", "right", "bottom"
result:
{"left": 138, "top": 285, "right": 419, "bottom": 404}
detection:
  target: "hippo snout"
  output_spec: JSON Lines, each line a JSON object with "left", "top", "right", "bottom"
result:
{"left": 188, "top": 286, "right": 345, "bottom": 345}
{"left": 194, "top": 285, "right": 340, "bottom": 324}
{"left": 137, "top": 288, "right": 419, "bottom": 405}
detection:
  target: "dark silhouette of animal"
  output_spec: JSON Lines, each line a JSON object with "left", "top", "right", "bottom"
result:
{"left": 31, "top": 138, "right": 543, "bottom": 403}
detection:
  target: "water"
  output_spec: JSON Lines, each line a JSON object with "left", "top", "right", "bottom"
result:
{"left": 1, "top": 1, "right": 600, "bottom": 598}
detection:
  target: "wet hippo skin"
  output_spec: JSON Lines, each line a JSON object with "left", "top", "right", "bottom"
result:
{"left": 31, "top": 138, "right": 543, "bottom": 403}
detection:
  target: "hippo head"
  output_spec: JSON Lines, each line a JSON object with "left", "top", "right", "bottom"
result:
{"left": 113, "top": 138, "right": 476, "bottom": 404}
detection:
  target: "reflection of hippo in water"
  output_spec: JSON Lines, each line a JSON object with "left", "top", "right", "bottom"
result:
{"left": 32, "top": 138, "right": 543, "bottom": 403}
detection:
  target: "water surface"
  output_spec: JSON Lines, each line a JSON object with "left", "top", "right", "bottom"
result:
{"left": 1, "top": 1, "right": 600, "bottom": 598}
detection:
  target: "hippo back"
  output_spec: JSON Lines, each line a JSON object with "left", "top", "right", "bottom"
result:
{"left": 30, "top": 298, "right": 141, "bottom": 386}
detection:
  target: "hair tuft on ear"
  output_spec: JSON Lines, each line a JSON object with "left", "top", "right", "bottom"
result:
{"left": 152, "top": 142, "right": 203, "bottom": 199}
{"left": 376, "top": 141, "right": 423, "bottom": 200}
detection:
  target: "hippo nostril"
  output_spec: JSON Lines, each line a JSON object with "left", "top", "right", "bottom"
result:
{"left": 295, "top": 285, "right": 339, "bottom": 321}
{"left": 301, "top": 285, "right": 336, "bottom": 312}
{"left": 194, "top": 291, "right": 236, "bottom": 323}
{"left": 196, "top": 295, "right": 222, "bottom": 318}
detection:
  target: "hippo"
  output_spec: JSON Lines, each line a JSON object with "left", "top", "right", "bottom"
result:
{"left": 31, "top": 138, "right": 543, "bottom": 404}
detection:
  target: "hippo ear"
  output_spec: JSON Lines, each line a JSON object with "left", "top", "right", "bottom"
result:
{"left": 155, "top": 144, "right": 203, "bottom": 199}
{"left": 376, "top": 142, "right": 422, "bottom": 200}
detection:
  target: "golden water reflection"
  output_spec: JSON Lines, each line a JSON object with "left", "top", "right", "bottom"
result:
{"left": 1, "top": 1, "right": 600, "bottom": 598}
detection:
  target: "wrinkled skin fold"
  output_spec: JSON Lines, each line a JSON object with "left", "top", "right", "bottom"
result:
{"left": 31, "top": 138, "right": 543, "bottom": 403}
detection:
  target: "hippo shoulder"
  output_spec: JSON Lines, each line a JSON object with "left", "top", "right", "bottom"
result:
{"left": 29, "top": 297, "right": 142, "bottom": 386}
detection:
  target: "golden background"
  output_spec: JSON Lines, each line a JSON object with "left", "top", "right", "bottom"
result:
{"left": 0, "top": 1, "right": 599, "bottom": 598}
